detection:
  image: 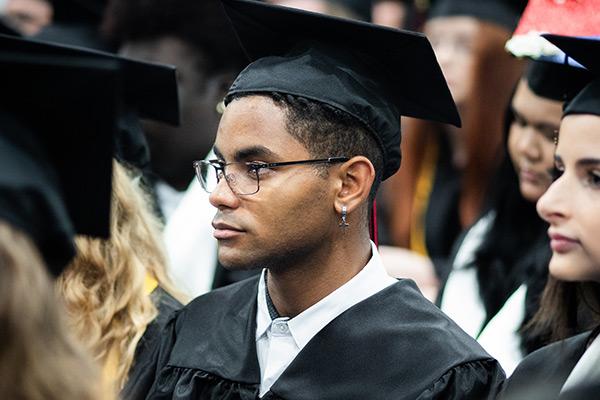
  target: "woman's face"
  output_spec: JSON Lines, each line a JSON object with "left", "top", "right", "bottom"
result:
{"left": 425, "top": 16, "right": 479, "bottom": 106}
{"left": 537, "top": 114, "right": 600, "bottom": 282}
{"left": 508, "top": 79, "right": 562, "bottom": 202}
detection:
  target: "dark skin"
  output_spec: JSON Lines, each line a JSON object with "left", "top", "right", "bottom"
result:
{"left": 209, "top": 95, "right": 376, "bottom": 317}
{"left": 120, "top": 36, "right": 237, "bottom": 190}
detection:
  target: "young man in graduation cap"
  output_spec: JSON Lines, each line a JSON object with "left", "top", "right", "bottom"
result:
{"left": 127, "top": 1, "right": 505, "bottom": 399}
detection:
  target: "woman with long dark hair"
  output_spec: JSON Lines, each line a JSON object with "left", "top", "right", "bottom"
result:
{"left": 439, "top": 60, "right": 591, "bottom": 375}
{"left": 501, "top": 35, "right": 600, "bottom": 399}
{"left": 381, "top": 0, "right": 525, "bottom": 282}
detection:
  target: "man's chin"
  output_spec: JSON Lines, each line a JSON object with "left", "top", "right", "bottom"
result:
{"left": 217, "top": 248, "right": 260, "bottom": 271}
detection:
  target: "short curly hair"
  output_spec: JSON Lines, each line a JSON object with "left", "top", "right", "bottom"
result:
{"left": 101, "top": 0, "right": 247, "bottom": 74}
{"left": 227, "top": 92, "right": 384, "bottom": 203}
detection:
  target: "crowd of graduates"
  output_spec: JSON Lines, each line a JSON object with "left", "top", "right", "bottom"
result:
{"left": 1, "top": 0, "right": 600, "bottom": 399}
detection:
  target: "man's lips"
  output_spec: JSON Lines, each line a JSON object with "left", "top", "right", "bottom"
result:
{"left": 212, "top": 221, "right": 245, "bottom": 240}
{"left": 548, "top": 231, "right": 580, "bottom": 253}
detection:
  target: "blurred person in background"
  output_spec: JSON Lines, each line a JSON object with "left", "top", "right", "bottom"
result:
{"left": 269, "top": 0, "right": 372, "bottom": 20}
{"left": 102, "top": 0, "right": 247, "bottom": 219}
{"left": 35, "top": 0, "right": 110, "bottom": 50}
{"left": 500, "top": 35, "right": 600, "bottom": 400}
{"left": 0, "top": 0, "right": 51, "bottom": 35}
{"left": 58, "top": 160, "right": 185, "bottom": 395}
{"left": 0, "top": 224, "right": 104, "bottom": 400}
{"left": 371, "top": 0, "right": 413, "bottom": 29}
{"left": 381, "top": 0, "right": 526, "bottom": 288}
{"left": 0, "top": 32, "right": 145, "bottom": 399}
{"left": 101, "top": 0, "right": 254, "bottom": 297}
{"left": 439, "top": 60, "right": 592, "bottom": 375}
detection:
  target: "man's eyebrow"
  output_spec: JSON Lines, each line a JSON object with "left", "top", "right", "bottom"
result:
{"left": 233, "top": 145, "right": 277, "bottom": 162}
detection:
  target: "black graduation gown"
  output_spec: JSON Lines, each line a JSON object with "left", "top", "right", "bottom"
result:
{"left": 499, "top": 331, "right": 593, "bottom": 400}
{"left": 123, "top": 287, "right": 183, "bottom": 396}
{"left": 425, "top": 132, "right": 461, "bottom": 280}
{"left": 124, "top": 276, "right": 504, "bottom": 400}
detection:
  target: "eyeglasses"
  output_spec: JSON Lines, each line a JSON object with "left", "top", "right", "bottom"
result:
{"left": 193, "top": 157, "right": 349, "bottom": 195}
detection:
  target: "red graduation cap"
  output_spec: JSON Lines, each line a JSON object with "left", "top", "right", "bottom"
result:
{"left": 506, "top": 0, "right": 600, "bottom": 60}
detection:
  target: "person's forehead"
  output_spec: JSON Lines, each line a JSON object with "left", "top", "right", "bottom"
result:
{"left": 513, "top": 80, "right": 562, "bottom": 117}
{"left": 215, "top": 96, "right": 309, "bottom": 160}
{"left": 558, "top": 115, "right": 600, "bottom": 154}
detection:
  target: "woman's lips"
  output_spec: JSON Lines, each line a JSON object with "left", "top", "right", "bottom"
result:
{"left": 549, "top": 232, "right": 579, "bottom": 253}
{"left": 520, "top": 168, "right": 543, "bottom": 183}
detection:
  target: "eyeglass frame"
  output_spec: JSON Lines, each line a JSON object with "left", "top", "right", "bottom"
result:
{"left": 193, "top": 156, "right": 350, "bottom": 196}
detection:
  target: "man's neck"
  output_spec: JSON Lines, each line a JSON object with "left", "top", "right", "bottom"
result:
{"left": 266, "top": 235, "right": 372, "bottom": 318}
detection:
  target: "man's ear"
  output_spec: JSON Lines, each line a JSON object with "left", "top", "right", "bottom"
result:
{"left": 333, "top": 156, "right": 375, "bottom": 216}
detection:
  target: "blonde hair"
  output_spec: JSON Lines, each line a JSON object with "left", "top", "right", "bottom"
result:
{"left": 0, "top": 221, "right": 106, "bottom": 400}
{"left": 57, "top": 160, "right": 182, "bottom": 389}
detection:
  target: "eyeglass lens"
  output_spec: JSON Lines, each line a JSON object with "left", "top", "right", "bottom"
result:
{"left": 195, "top": 161, "right": 259, "bottom": 196}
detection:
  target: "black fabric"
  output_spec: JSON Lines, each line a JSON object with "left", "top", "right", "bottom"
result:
{"left": 263, "top": 272, "right": 282, "bottom": 320}
{"left": 472, "top": 153, "right": 550, "bottom": 334}
{"left": 211, "top": 261, "right": 261, "bottom": 290}
{"left": 0, "top": 18, "right": 20, "bottom": 36}
{"left": 35, "top": 23, "right": 110, "bottom": 51}
{"left": 0, "top": 34, "right": 179, "bottom": 275}
{"left": 563, "top": 80, "right": 600, "bottom": 118}
{"left": 222, "top": 0, "right": 460, "bottom": 180}
{"left": 428, "top": 0, "right": 526, "bottom": 31}
{"left": 425, "top": 130, "right": 461, "bottom": 280}
{"left": 559, "top": 381, "right": 600, "bottom": 400}
{"left": 499, "top": 331, "right": 592, "bottom": 400}
{"left": 526, "top": 60, "right": 592, "bottom": 103}
{"left": 0, "top": 60, "right": 119, "bottom": 274}
{"left": 0, "top": 34, "right": 179, "bottom": 126}
{"left": 128, "top": 276, "right": 505, "bottom": 400}
{"left": 542, "top": 34, "right": 600, "bottom": 118}
{"left": 121, "top": 287, "right": 183, "bottom": 399}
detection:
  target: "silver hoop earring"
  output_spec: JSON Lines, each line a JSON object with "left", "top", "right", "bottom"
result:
{"left": 339, "top": 205, "right": 349, "bottom": 228}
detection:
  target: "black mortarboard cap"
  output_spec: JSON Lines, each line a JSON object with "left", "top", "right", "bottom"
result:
{"left": 222, "top": 0, "right": 460, "bottom": 180}
{"left": 1, "top": 33, "right": 179, "bottom": 170}
{"left": 0, "top": 57, "right": 119, "bottom": 275}
{"left": 525, "top": 59, "right": 592, "bottom": 102}
{"left": 0, "top": 34, "right": 179, "bottom": 274}
{"left": 50, "top": 0, "right": 107, "bottom": 24}
{"left": 428, "top": 0, "right": 527, "bottom": 31}
{"left": 542, "top": 34, "right": 600, "bottom": 118}
{"left": 0, "top": 17, "right": 20, "bottom": 36}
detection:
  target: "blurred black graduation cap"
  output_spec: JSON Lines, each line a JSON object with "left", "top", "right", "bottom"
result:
{"left": 525, "top": 59, "right": 592, "bottom": 103}
{"left": 542, "top": 34, "right": 600, "bottom": 118}
{"left": 0, "top": 34, "right": 179, "bottom": 275}
{"left": 428, "top": 0, "right": 527, "bottom": 31}
{"left": 0, "top": 17, "right": 20, "bottom": 36}
{"left": 222, "top": 0, "right": 460, "bottom": 179}
{"left": 35, "top": 0, "right": 109, "bottom": 50}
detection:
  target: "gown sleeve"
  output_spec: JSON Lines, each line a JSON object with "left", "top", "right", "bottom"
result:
{"left": 416, "top": 359, "right": 505, "bottom": 400}
{"left": 121, "top": 290, "right": 182, "bottom": 400}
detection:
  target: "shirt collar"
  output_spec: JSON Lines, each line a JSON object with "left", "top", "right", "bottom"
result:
{"left": 256, "top": 241, "right": 397, "bottom": 348}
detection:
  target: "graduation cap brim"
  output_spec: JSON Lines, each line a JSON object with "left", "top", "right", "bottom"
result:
{"left": 1, "top": 57, "right": 121, "bottom": 274}
{"left": 0, "top": 33, "right": 179, "bottom": 126}
{"left": 0, "top": 17, "right": 21, "bottom": 36}
{"left": 542, "top": 34, "right": 600, "bottom": 74}
{"left": 222, "top": 0, "right": 460, "bottom": 127}
{"left": 542, "top": 34, "right": 600, "bottom": 118}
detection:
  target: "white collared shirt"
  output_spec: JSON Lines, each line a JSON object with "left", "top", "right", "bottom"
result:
{"left": 255, "top": 241, "right": 397, "bottom": 396}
